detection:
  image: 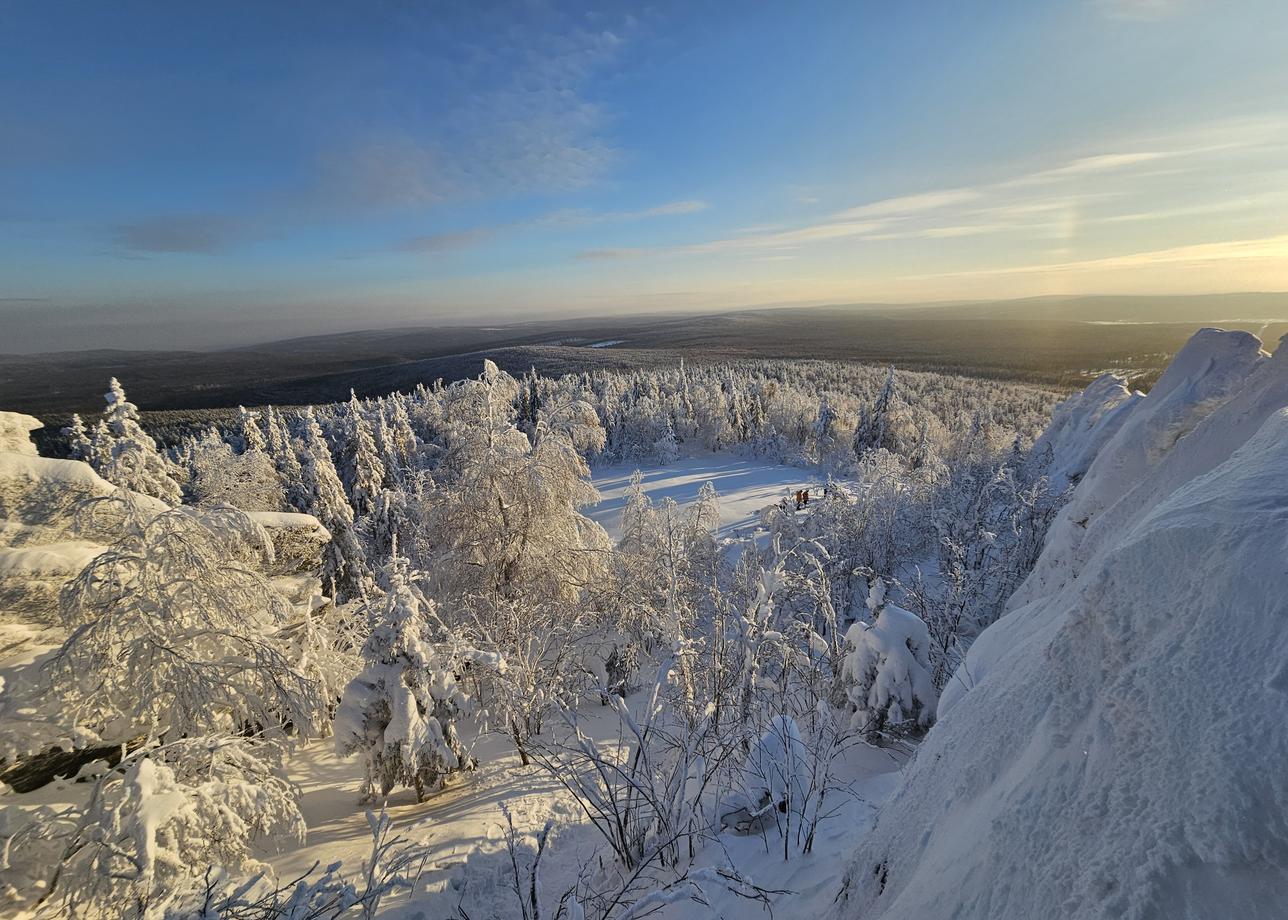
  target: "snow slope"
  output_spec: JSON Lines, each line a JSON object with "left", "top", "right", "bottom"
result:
{"left": 590, "top": 455, "right": 819, "bottom": 541}
{"left": 835, "top": 329, "right": 1288, "bottom": 920}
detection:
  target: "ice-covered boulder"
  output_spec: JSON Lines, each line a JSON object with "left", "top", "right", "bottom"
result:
{"left": 834, "top": 330, "right": 1288, "bottom": 920}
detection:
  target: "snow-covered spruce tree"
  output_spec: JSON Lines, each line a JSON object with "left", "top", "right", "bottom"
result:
{"left": 62, "top": 412, "right": 92, "bottom": 461}
{"left": 263, "top": 405, "right": 306, "bottom": 509}
{"left": 382, "top": 395, "right": 421, "bottom": 482}
{"left": 235, "top": 404, "right": 267, "bottom": 454}
{"left": 339, "top": 391, "right": 388, "bottom": 518}
{"left": 334, "top": 557, "right": 494, "bottom": 802}
{"left": 85, "top": 378, "right": 183, "bottom": 504}
{"left": 298, "top": 407, "right": 373, "bottom": 602}
{"left": 809, "top": 395, "right": 842, "bottom": 466}
{"left": 852, "top": 365, "right": 897, "bottom": 460}
{"left": 39, "top": 736, "right": 303, "bottom": 918}
{"left": 47, "top": 501, "right": 324, "bottom": 742}
{"left": 840, "top": 580, "right": 938, "bottom": 737}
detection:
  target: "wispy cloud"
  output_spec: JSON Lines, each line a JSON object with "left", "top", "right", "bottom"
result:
{"left": 833, "top": 188, "right": 981, "bottom": 220}
{"left": 111, "top": 214, "right": 244, "bottom": 253}
{"left": 909, "top": 234, "right": 1288, "bottom": 280}
{"left": 394, "top": 198, "right": 707, "bottom": 256}
{"left": 1007, "top": 151, "right": 1171, "bottom": 185}
{"left": 583, "top": 118, "right": 1288, "bottom": 263}
{"left": 396, "top": 228, "right": 494, "bottom": 253}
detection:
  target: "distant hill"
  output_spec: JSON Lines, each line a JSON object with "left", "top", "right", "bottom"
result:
{"left": 5, "top": 295, "right": 1286, "bottom": 421}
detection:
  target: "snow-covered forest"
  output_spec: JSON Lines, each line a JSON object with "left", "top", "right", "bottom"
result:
{"left": 2, "top": 332, "right": 1285, "bottom": 919}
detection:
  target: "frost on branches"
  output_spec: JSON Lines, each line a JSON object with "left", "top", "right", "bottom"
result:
{"left": 32, "top": 737, "right": 303, "bottom": 918}
{"left": 842, "top": 580, "right": 938, "bottom": 736}
{"left": 334, "top": 557, "right": 499, "bottom": 803}
{"left": 47, "top": 500, "right": 324, "bottom": 743}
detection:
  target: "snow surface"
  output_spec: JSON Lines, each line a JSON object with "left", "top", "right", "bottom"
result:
{"left": 0, "top": 541, "right": 104, "bottom": 577}
{"left": 835, "top": 329, "right": 1288, "bottom": 920}
{"left": 590, "top": 455, "right": 820, "bottom": 541}
{"left": 273, "top": 699, "right": 906, "bottom": 919}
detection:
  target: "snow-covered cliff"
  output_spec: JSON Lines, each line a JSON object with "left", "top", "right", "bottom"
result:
{"left": 835, "top": 329, "right": 1288, "bottom": 920}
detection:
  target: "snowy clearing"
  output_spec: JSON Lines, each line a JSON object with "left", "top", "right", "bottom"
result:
{"left": 589, "top": 455, "right": 822, "bottom": 540}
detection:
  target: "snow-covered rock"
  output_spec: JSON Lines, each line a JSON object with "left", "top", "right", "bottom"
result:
{"left": 0, "top": 412, "right": 42, "bottom": 456}
{"left": 245, "top": 510, "right": 331, "bottom": 578}
{"left": 834, "top": 329, "right": 1288, "bottom": 920}
{"left": 1026, "top": 372, "right": 1141, "bottom": 494}
{"left": 1010, "top": 328, "right": 1268, "bottom": 610}
{"left": 0, "top": 540, "right": 107, "bottom": 622}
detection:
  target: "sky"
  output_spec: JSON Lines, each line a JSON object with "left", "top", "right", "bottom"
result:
{"left": 3, "top": 0, "right": 1288, "bottom": 351}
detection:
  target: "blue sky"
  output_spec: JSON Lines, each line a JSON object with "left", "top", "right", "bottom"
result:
{"left": 3, "top": 0, "right": 1288, "bottom": 349}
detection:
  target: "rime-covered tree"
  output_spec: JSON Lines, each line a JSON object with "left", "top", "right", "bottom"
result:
{"left": 339, "top": 392, "right": 388, "bottom": 518}
{"left": 236, "top": 405, "right": 268, "bottom": 454}
{"left": 382, "top": 396, "right": 420, "bottom": 482}
{"left": 48, "top": 503, "right": 323, "bottom": 742}
{"left": 853, "top": 365, "right": 897, "bottom": 459}
{"left": 62, "top": 413, "right": 92, "bottom": 461}
{"left": 38, "top": 737, "right": 303, "bottom": 918}
{"left": 187, "top": 427, "right": 286, "bottom": 511}
{"left": 263, "top": 406, "right": 307, "bottom": 510}
{"left": 428, "top": 361, "right": 610, "bottom": 605}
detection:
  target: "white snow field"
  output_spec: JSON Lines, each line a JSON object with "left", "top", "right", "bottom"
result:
{"left": 834, "top": 330, "right": 1288, "bottom": 920}
{"left": 588, "top": 454, "right": 822, "bottom": 541}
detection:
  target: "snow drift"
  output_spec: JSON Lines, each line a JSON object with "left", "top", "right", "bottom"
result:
{"left": 835, "top": 329, "right": 1288, "bottom": 920}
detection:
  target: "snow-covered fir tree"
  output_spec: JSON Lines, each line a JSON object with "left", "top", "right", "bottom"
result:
{"left": 85, "top": 378, "right": 182, "bottom": 503}
{"left": 841, "top": 580, "right": 938, "bottom": 737}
